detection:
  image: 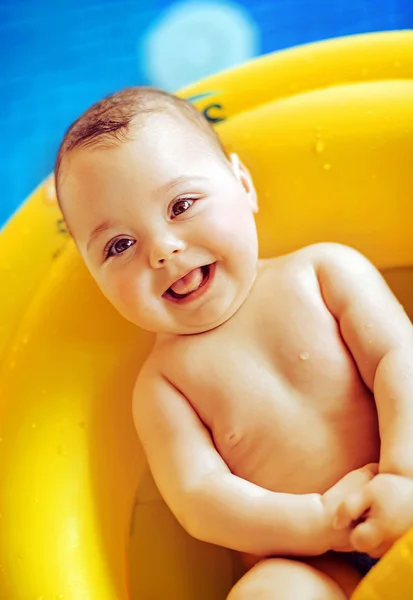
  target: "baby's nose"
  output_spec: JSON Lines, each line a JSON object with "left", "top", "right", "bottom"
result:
{"left": 149, "top": 235, "right": 186, "bottom": 268}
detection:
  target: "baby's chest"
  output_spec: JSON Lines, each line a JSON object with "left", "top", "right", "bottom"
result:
{"left": 175, "top": 321, "right": 357, "bottom": 435}
{"left": 178, "top": 343, "right": 291, "bottom": 459}
{"left": 172, "top": 333, "right": 374, "bottom": 491}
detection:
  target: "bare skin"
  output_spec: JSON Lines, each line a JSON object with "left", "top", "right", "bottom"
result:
{"left": 58, "top": 108, "right": 413, "bottom": 599}
{"left": 153, "top": 255, "right": 379, "bottom": 497}
{"left": 135, "top": 250, "right": 381, "bottom": 598}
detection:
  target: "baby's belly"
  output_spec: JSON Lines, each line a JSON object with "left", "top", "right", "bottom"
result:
{"left": 214, "top": 389, "right": 380, "bottom": 495}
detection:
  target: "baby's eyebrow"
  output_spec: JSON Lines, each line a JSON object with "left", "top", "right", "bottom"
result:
{"left": 156, "top": 175, "right": 208, "bottom": 196}
{"left": 87, "top": 220, "right": 112, "bottom": 251}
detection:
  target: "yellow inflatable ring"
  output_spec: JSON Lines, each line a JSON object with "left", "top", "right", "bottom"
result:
{"left": 1, "top": 30, "right": 413, "bottom": 599}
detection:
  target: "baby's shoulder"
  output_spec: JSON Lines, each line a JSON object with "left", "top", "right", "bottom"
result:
{"left": 132, "top": 340, "right": 186, "bottom": 413}
{"left": 262, "top": 242, "right": 364, "bottom": 278}
{"left": 256, "top": 243, "right": 368, "bottom": 303}
{"left": 256, "top": 244, "right": 319, "bottom": 283}
{"left": 138, "top": 332, "right": 202, "bottom": 386}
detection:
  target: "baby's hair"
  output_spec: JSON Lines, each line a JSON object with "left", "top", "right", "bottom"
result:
{"left": 54, "top": 86, "right": 228, "bottom": 197}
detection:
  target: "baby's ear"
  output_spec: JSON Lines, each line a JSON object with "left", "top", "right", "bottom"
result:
{"left": 229, "top": 153, "right": 258, "bottom": 213}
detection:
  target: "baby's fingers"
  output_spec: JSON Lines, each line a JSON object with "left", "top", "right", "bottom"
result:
{"left": 351, "top": 519, "right": 383, "bottom": 555}
{"left": 334, "top": 490, "right": 371, "bottom": 530}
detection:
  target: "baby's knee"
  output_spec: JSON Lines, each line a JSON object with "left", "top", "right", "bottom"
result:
{"left": 227, "top": 557, "right": 349, "bottom": 600}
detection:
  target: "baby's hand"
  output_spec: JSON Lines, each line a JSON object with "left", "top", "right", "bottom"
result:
{"left": 321, "top": 463, "right": 378, "bottom": 553}
{"left": 334, "top": 473, "right": 413, "bottom": 558}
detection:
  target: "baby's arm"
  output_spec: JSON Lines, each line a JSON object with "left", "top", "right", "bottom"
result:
{"left": 314, "top": 243, "right": 413, "bottom": 554}
{"left": 133, "top": 361, "right": 352, "bottom": 557}
{"left": 314, "top": 243, "right": 413, "bottom": 478}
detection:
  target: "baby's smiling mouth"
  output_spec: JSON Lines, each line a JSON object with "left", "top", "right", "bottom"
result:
{"left": 163, "top": 264, "right": 213, "bottom": 302}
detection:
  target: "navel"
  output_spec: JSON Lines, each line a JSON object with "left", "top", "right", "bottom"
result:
{"left": 223, "top": 429, "right": 242, "bottom": 449}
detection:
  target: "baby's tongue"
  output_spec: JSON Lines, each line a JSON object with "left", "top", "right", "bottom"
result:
{"left": 171, "top": 267, "right": 203, "bottom": 295}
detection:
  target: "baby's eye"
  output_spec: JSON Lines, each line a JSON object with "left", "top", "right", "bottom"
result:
{"left": 106, "top": 237, "right": 135, "bottom": 259}
{"left": 171, "top": 197, "right": 195, "bottom": 218}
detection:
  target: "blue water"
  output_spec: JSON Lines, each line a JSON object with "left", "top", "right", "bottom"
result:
{"left": 2, "top": 0, "right": 412, "bottom": 226}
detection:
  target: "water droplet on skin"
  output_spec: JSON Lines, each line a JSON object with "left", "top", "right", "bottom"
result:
{"left": 323, "top": 163, "right": 331, "bottom": 170}
{"left": 299, "top": 352, "right": 310, "bottom": 361}
{"left": 314, "top": 140, "right": 325, "bottom": 154}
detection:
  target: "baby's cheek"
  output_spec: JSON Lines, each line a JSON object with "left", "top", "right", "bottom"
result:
{"left": 206, "top": 208, "right": 254, "bottom": 249}
{"left": 115, "top": 273, "right": 143, "bottom": 311}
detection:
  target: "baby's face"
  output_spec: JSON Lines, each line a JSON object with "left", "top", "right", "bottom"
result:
{"left": 59, "top": 113, "right": 259, "bottom": 335}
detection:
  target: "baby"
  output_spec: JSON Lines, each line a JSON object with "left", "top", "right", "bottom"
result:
{"left": 55, "top": 87, "right": 413, "bottom": 599}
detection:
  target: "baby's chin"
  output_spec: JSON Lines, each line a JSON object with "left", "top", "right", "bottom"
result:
{"left": 136, "top": 315, "right": 231, "bottom": 337}
{"left": 124, "top": 306, "right": 236, "bottom": 337}
{"left": 117, "top": 275, "right": 257, "bottom": 336}
{"left": 147, "top": 301, "right": 249, "bottom": 338}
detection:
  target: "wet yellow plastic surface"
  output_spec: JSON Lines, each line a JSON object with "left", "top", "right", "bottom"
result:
{"left": 0, "top": 30, "right": 412, "bottom": 599}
